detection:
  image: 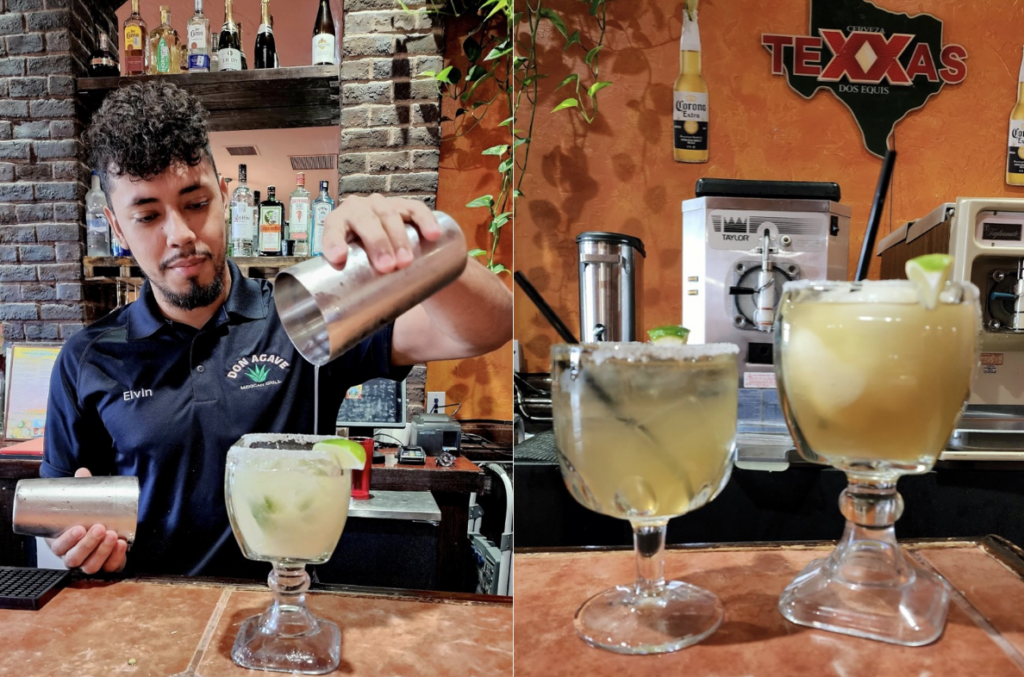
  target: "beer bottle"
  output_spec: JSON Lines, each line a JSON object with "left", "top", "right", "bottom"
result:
{"left": 673, "top": 4, "right": 709, "bottom": 163}
{"left": 1007, "top": 46, "right": 1024, "bottom": 186}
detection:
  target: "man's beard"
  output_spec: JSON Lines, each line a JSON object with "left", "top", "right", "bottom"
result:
{"left": 152, "top": 249, "right": 227, "bottom": 311}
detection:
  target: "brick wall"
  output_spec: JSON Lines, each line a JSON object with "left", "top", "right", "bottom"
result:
{"left": 0, "top": 0, "right": 118, "bottom": 343}
{"left": 339, "top": 0, "right": 443, "bottom": 207}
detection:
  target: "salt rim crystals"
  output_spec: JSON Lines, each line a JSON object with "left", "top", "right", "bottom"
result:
{"left": 782, "top": 279, "right": 925, "bottom": 305}
{"left": 557, "top": 342, "right": 739, "bottom": 365}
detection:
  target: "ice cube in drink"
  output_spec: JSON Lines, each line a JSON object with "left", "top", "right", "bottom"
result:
{"left": 779, "top": 283, "right": 977, "bottom": 469}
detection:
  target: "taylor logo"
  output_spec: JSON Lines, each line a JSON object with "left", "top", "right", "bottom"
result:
{"left": 227, "top": 354, "right": 290, "bottom": 390}
{"left": 761, "top": 0, "right": 967, "bottom": 157}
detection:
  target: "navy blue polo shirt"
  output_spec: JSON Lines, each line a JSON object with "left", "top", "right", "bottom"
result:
{"left": 42, "top": 260, "right": 410, "bottom": 578}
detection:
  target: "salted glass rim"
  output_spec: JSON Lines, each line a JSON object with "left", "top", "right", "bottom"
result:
{"left": 551, "top": 341, "right": 739, "bottom": 365}
{"left": 781, "top": 278, "right": 978, "bottom": 304}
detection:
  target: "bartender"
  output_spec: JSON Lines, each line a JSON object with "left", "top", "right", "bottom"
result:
{"left": 41, "top": 81, "right": 513, "bottom": 577}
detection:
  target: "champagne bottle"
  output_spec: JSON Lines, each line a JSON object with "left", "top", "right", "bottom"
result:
{"left": 218, "top": 0, "right": 242, "bottom": 71}
{"left": 254, "top": 0, "right": 277, "bottom": 69}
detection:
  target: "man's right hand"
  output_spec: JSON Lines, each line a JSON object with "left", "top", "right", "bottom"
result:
{"left": 45, "top": 468, "right": 129, "bottom": 574}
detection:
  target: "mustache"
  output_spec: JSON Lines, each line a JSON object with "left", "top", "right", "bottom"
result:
{"left": 159, "top": 248, "right": 213, "bottom": 272}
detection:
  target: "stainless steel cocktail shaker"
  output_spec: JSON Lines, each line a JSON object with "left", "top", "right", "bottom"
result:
{"left": 12, "top": 476, "right": 139, "bottom": 545}
{"left": 274, "top": 210, "right": 468, "bottom": 366}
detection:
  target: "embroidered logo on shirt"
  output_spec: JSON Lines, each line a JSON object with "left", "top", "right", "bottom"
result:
{"left": 244, "top": 364, "right": 271, "bottom": 383}
{"left": 227, "top": 354, "right": 290, "bottom": 390}
{"left": 123, "top": 388, "right": 153, "bottom": 401}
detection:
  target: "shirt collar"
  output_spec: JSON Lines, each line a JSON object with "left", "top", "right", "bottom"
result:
{"left": 126, "top": 259, "right": 267, "bottom": 340}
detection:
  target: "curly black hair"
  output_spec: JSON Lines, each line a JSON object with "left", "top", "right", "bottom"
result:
{"left": 86, "top": 81, "right": 218, "bottom": 198}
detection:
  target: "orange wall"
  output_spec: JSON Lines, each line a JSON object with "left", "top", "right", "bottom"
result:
{"left": 514, "top": 0, "right": 1024, "bottom": 371}
{"left": 431, "top": 15, "right": 514, "bottom": 420}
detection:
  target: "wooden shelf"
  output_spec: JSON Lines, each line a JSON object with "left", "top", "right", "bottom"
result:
{"left": 78, "top": 66, "right": 341, "bottom": 132}
{"left": 83, "top": 255, "right": 311, "bottom": 280}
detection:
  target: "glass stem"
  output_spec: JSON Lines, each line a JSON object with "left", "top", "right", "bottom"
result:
{"left": 632, "top": 520, "right": 668, "bottom": 597}
{"left": 261, "top": 563, "right": 319, "bottom": 637}
{"left": 833, "top": 475, "right": 911, "bottom": 585}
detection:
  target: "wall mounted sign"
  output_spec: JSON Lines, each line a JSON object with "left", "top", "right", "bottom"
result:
{"left": 762, "top": 0, "right": 967, "bottom": 157}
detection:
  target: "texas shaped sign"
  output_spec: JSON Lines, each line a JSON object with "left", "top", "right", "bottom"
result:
{"left": 762, "top": 0, "right": 967, "bottom": 158}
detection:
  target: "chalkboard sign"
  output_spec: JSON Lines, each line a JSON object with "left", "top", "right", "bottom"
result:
{"left": 336, "top": 378, "right": 407, "bottom": 430}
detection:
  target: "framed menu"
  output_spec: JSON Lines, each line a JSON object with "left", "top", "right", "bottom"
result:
{"left": 4, "top": 343, "right": 61, "bottom": 441}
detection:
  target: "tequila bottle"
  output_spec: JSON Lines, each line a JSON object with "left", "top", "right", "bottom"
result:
{"left": 186, "top": 0, "right": 211, "bottom": 72}
{"left": 230, "top": 165, "right": 255, "bottom": 257}
{"left": 149, "top": 6, "right": 181, "bottom": 75}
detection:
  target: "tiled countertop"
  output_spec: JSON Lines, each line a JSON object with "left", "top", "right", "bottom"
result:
{"left": 514, "top": 538, "right": 1024, "bottom": 677}
{"left": 1, "top": 577, "right": 511, "bottom": 676}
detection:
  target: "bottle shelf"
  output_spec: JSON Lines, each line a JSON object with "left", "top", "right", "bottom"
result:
{"left": 83, "top": 255, "right": 312, "bottom": 281}
{"left": 77, "top": 65, "right": 340, "bottom": 132}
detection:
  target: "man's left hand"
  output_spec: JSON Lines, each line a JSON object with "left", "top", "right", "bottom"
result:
{"left": 321, "top": 194, "right": 441, "bottom": 273}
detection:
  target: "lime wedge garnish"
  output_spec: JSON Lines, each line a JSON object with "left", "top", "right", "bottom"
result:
{"left": 646, "top": 325, "right": 690, "bottom": 345}
{"left": 906, "top": 254, "right": 953, "bottom": 310}
{"left": 250, "top": 495, "right": 279, "bottom": 530}
{"left": 313, "top": 438, "right": 367, "bottom": 470}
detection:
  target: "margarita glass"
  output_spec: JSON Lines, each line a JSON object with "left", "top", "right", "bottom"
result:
{"left": 551, "top": 342, "right": 738, "bottom": 654}
{"left": 225, "top": 434, "right": 353, "bottom": 674}
{"left": 775, "top": 279, "right": 979, "bottom": 645}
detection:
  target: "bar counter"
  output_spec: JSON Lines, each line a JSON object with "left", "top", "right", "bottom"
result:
{"left": 514, "top": 537, "right": 1024, "bottom": 676}
{"left": 2, "top": 575, "right": 511, "bottom": 676}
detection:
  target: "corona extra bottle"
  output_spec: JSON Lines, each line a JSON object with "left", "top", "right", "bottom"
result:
{"left": 1007, "top": 46, "right": 1024, "bottom": 186}
{"left": 673, "top": 6, "right": 709, "bottom": 163}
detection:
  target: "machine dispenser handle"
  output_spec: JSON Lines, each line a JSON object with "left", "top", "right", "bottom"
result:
{"left": 729, "top": 286, "right": 757, "bottom": 296}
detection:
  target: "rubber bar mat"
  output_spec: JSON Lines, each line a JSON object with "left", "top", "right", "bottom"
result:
{"left": 0, "top": 566, "right": 69, "bottom": 610}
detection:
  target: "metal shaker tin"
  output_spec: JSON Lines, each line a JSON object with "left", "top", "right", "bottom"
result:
{"left": 12, "top": 476, "right": 139, "bottom": 545}
{"left": 274, "top": 210, "right": 468, "bottom": 366}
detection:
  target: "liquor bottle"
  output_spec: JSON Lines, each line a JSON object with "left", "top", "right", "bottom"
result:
{"left": 86, "top": 173, "right": 111, "bottom": 257}
{"left": 312, "top": 0, "right": 336, "bottom": 66}
{"left": 211, "top": 31, "right": 220, "bottom": 71}
{"left": 251, "top": 190, "right": 261, "bottom": 253}
{"left": 1008, "top": 46, "right": 1024, "bottom": 186}
{"left": 239, "top": 23, "right": 248, "bottom": 70}
{"left": 673, "top": 6, "right": 709, "bottom": 163}
{"left": 272, "top": 15, "right": 279, "bottom": 67}
{"left": 258, "top": 186, "right": 284, "bottom": 256}
{"left": 149, "top": 6, "right": 181, "bottom": 75}
{"left": 186, "top": 0, "right": 211, "bottom": 72}
{"left": 230, "top": 165, "right": 255, "bottom": 257}
{"left": 123, "top": 0, "right": 148, "bottom": 76}
{"left": 218, "top": 0, "right": 242, "bottom": 71}
{"left": 288, "top": 172, "right": 311, "bottom": 256}
{"left": 311, "top": 180, "right": 334, "bottom": 257}
{"left": 89, "top": 31, "right": 120, "bottom": 77}
{"left": 254, "top": 0, "right": 277, "bottom": 69}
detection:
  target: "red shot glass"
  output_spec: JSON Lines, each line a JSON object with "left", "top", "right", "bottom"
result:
{"left": 350, "top": 437, "right": 373, "bottom": 500}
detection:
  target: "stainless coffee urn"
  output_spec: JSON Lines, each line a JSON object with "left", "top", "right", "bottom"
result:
{"left": 576, "top": 232, "right": 645, "bottom": 342}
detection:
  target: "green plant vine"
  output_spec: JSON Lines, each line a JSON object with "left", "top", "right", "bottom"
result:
{"left": 399, "top": 0, "right": 612, "bottom": 274}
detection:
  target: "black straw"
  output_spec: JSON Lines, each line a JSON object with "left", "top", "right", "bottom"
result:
{"left": 856, "top": 148, "right": 897, "bottom": 281}
{"left": 513, "top": 271, "right": 579, "bottom": 344}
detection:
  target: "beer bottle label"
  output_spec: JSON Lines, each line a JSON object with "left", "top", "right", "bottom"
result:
{"left": 673, "top": 91, "right": 709, "bottom": 151}
{"left": 1008, "top": 120, "right": 1024, "bottom": 175}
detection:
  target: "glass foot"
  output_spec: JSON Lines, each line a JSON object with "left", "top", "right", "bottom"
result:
{"left": 574, "top": 580, "right": 723, "bottom": 655}
{"left": 779, "top": 554, "right": 949, "bottom": 646}
{"left": 231, "top": 612, "right": 341, "bottom": 674}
